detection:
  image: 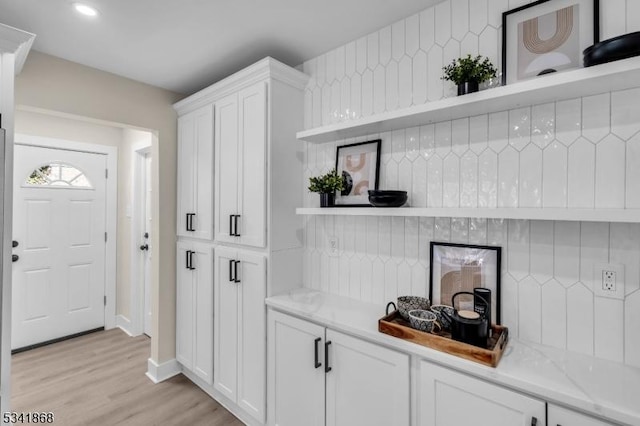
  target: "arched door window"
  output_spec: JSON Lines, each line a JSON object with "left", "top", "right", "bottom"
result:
{"left": 25, "top": 162, "right": 93, "bottom": 189}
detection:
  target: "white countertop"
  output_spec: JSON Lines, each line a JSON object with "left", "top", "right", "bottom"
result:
{"left": 266, "top": 288, "right": 640, "bottom": 426}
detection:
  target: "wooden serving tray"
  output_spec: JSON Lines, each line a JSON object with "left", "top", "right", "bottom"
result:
{"left": 378, "top": 310, "right": 509, "bottom": 368}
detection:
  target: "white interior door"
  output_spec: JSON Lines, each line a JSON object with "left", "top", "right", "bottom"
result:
{"left": 12, "top": 145, "right": 107, "bottom": 350}
{"left": 143, "top": 153, "right": 152, "bottom": 337}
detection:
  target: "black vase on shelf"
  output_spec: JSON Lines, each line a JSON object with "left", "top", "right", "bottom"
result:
{"left": 320, "top": 193, "right": 335, "bottom": 208}
{"left": 457, "top": 80, "right": 479, "bottom": 96}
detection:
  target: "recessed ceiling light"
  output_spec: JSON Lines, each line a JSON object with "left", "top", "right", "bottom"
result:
{"left": 73, "top": 3, "right": 99, "bottom": 17}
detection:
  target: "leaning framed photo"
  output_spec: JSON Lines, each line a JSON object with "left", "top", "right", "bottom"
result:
{"left": 502, "top": 0, "right": 600, "bottom": 85}
{"left": 335, "top": 139, "right": 381, "bottom": 206}
{"left": 429, "top": 242, "right": 502, "bottom": 325}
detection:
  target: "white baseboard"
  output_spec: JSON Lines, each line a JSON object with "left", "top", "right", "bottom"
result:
{"left": 116, "top": 315, "right": 133, "bottom": 336}
{"left": 146, "top": 358, "right": 181, "bottom": 384}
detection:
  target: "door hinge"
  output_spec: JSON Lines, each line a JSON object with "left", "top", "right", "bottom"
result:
{"left": 105, "top": 169, "right": 109, "bottom": 179}
{"left": 104, "top": 296, "right": 107, "bottom": 306}
{"left": 105, "top": 232, "right": 108, "bottom": 242}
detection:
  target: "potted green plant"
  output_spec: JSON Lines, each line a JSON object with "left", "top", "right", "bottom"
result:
{"left": 442, "top": 54, "right": 498, "bottom": 96}
{"left": 308, "top": 169, "right": 345, "bottom": 207}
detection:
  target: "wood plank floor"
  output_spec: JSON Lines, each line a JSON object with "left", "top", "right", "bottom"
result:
{"left": 12, "top": 328, "right": 243, "bottom": 426}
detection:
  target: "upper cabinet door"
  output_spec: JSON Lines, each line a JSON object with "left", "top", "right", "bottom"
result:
{"left": 417, "top": 361, "right": 546, "bottom": 426}
{"left": 215, "top": 93, "right": 240, "bottom": 244}
{"left": 237, "top": 82, "right": 267, "bottom": 248}
{"left": 324, "top": 329, "right": 410, "bottom": 426}
{"left": 177, "top": 112, "right": 196, "bottom": 238}
{"left": 192, "top": 104, "right": 214, "bottom": 241}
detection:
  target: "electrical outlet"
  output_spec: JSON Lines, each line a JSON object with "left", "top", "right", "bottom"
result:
{"left": 594, "top": 263, "right": 625, "bottom": 300}
{"left": 328, "top": 236, "right": 339, "bottom": 256}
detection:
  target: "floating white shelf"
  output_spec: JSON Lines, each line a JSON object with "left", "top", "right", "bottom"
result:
{"left": 296, "top": 207, "right": 640, "bottom": 223}
{"left": 297, "top": 56, "right": 640, "bottom": 143}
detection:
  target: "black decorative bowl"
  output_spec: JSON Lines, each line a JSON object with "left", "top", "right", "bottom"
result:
{"left": 583, "top": 32, "right": 640, "bottom": 67}
{"left": 368, "top": 190, "right": 408, "bottom": 207}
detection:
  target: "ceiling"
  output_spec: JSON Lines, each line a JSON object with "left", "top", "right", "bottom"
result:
{"left": 0, "top": 0, "right": 440, "bottom": 95}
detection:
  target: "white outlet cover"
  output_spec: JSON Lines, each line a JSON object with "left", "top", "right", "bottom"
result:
{"left": 593, "top": 263, "right": 625, "bottom": 300}
{"left": 328, "top": 236, "right": 339, "bottom": 257}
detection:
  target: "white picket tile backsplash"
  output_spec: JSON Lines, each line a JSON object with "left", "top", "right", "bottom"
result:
{"left": 300, "top": 0, "right": 640, "bottom": 366}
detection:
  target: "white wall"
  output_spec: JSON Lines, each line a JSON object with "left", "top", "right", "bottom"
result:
{"left": 301, "top": 0, "right": 640, "bottom": 367}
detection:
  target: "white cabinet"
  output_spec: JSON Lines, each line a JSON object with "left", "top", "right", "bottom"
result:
{"left": 548, "top": 405, "right": 616, "bottom": 426}
{"left": 267, "top": 310, "right": 410, "bottom": 426}
{"left": 214, "top": 247, "right": 266, "bottom": 423}
{"left": 175, "top": 241, "right": 213, "bottom": 384}
{"left": 215, "top": 82, "right": 267, "bottom": 248}
{"left": 418, "top": 361, "right": 546, "bottom": 426}
{"left": 177, "top": 104, "right": 214, "bottom": 240}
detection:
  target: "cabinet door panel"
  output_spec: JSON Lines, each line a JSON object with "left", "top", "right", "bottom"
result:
{"left": 237, "top": 252, "right": 267, "bottom": 422}
{"left": 177, "top": 113, "right": 195, "bottom": 238}
{"left": 175, "top": 242, "right": 193, "bottom": 369}
{"left": 418, "top": 361, "right": 546, "bottom": 426}
{"left": 548, "top": 405, "right": 615, "bottom": 426}
{"left": 192, "top": 104, "right": 214, "bottom": 241}
{"left": 238, "top": 82, "right": 267, "bottom": 248}
{"left": 214, "top": 247, "right": 238, "bottom": 399}
{"left": 268, "top": 311, "right": 325, "bottom": 426}
{"left": 215, "top": 93, "right": 239, "bottom": 244}
{"left": 192, "top": 243, "right": 213, "bottom": 384}
{"left": 325, "top": 329, "right": 410, "bottom": 426}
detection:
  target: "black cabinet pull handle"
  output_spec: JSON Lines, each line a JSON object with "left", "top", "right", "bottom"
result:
{"left": 185, "top": 250, "right": 191, "bottom": 269}
{"left": 531, "top": 417, "right": 537, "bottom": 426}
{"left": 12, "top": 254, "right": 19, "bottom": 263}
{"left": 186, "top": 214, "right": 190, "bottom": 231}
{"left": 190, "top": 213, "right": 196, "bottom": 231}
{"left": 229, "top": 215, "right": 234, "bottom": 236}
{"left": 234, "top": 260, "right": 240, "bottom": 283}
{"left": 314, "top": 338, "right": 322, "bottom": 369}
{"left": 189, "top": 251, "right": 195, "bottom": 270}
{"left": 325, "top": 341, "right": 332, "bottom": 373}
{"left": 234, "top": 215, "right": 241, "bottom": 237}
{"left": 229, "top": 260, "right": 235, "bottom": 282}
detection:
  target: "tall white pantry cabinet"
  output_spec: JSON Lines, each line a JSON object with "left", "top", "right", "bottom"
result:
{"left": 173, "top": 57, "right": 308, "bottom": 425}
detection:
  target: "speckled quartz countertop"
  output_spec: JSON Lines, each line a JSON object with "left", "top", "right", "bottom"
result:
{"left": 266, "top": 288, "right": 640, "bottom": 426}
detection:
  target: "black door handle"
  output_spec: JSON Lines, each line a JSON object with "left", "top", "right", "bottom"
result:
{"left": 531, "top": 417, "right": 537, "bottom": 426}
{"left": 314, "top": 338, "right": 322, "bottom": 369}
{"left": 229, "top": 260, "right": 235, "bottom": 282}
{"left": 189, "top": 251, "right": 195, "bottom": 270}
{"left": 12, "top": 254, "right": 19, "bottom": 263}
{"left": 140, "top": 244, "right": 149, "bottom": 251}
{"left": 325, "top": 341, "right": 332, "bottom": 373}
{"left": 229, "top": 215, "right": 234, "bottom": 236}
{"left": 234, "top": 215, "right": 241, "bottom": 237}
{"left": 234, "top": 260, "right": 240, "bottom": 283}
{"left": 12, "top": 240, "right": 18, "bottom": 248}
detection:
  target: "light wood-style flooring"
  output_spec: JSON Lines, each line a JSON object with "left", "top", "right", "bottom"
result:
{"left": 12, "top": 328, "right": 243, "bottom": 426}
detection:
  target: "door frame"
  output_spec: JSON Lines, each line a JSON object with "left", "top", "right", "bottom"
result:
{"left": 130, "top": 139, "right": 152, "bottom": 336}
{"left": 13, "top": 133, "right": 118, "bottom": 330}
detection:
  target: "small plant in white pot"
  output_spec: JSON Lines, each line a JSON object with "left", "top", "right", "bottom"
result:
{"left": 442, "top": 54, "right": 498, "bottom": 96}
{"left": 308, "top": 169, "right": 345, "bottom": 207}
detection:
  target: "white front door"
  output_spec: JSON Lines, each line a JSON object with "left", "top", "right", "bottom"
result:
{"left": 12, "top": 144, "right": 107, "bottom": 350}
{"left": 143, "top": 153, "right": 152, "bottom": 337}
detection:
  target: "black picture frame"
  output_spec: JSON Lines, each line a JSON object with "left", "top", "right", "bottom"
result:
{"left": 334, "top": 139, "right": 381, "bottom": 207}
{"left": 501, "top": 0, "right": 600, "bottom": 85}
{"left": 429, "top": 242, "right": 502, "bottom": 325}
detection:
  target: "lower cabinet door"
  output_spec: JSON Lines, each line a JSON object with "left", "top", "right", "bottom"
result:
{"left": 548, "top": 404, "right": 616, "bottom": 426}
{"left": 175, "top": 242, "right": 194, "bottom": 370}
{"left": 237, "top": 251, "right": 266, "bottom": 422}
{"left": 418, "top": 361, "right": 546, "bottom": 426}
{"left": 214, "top": 247, "right": 238, "bottom": 399}
{"left": 325, "top": 329, "right": 410, "bottom": 426}
{"left": 191, "top": 243, "right": 213, "bottom": 385}
{"left": 268, "top": 310, "right": 325, "bottom": 426}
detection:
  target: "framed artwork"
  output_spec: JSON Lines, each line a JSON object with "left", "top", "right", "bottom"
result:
{"left": 429, "top": 242, "right": 502, "bottom": 325}
{"left": 335, "top": 139, "right": 381, "bottom": 206}
{"left": 502, "top": 0, "right": 600, "bottom": 85}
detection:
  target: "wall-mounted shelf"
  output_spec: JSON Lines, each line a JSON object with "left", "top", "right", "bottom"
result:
{"left": 296, "top": 207, "right": 640, "bottom": 223}
{"left": 297, "top": 56, "right": 640, "bottom": 143}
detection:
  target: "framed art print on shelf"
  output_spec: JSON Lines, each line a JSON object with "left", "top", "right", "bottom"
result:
{"left": 334, "top": 139, "right": 381, "bottom": 206}
{"left": 502, "top": 0, "right": 600, "bottom": 85}
{"left": 429, "top": 242, "right": 502, "bottom": 325}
